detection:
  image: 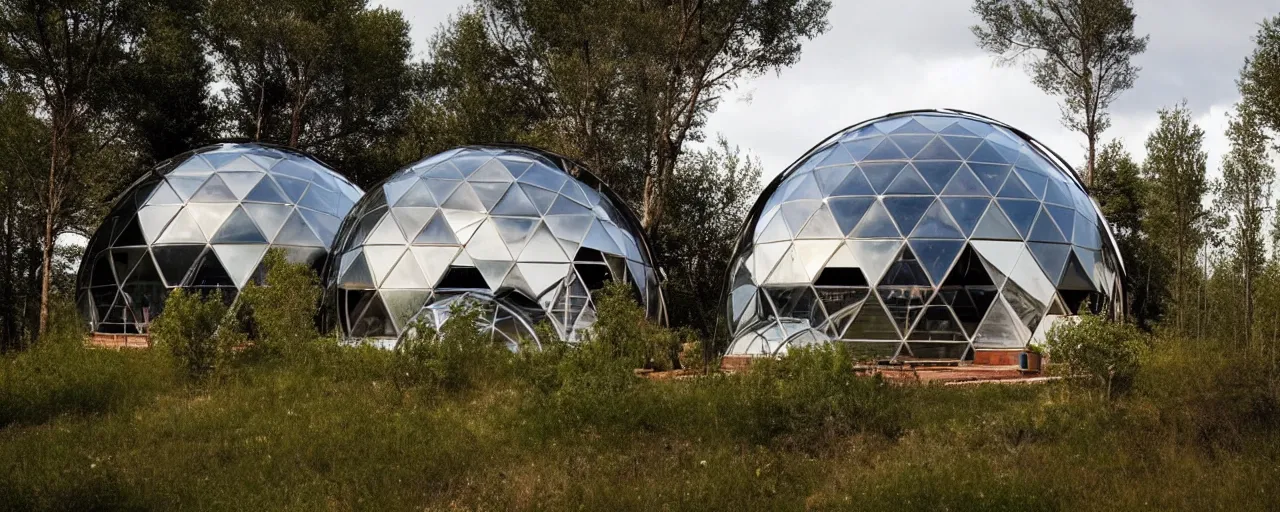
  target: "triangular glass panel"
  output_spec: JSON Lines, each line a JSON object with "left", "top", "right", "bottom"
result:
{"left": 340, "top": 252, "right": 375, "bottom": 289}
{"left": 414, "top": 212, "right": 458, "bottom": 245}
{"left": 972, "top": 297, "right": 1026, "bottom": 349}
{"left": 996, "top": 199, "right": 1039, "bottom": 239}
{"left": 275, "top": 176, "right": 309, "bottom": 203}
{"left": 784, "top": 174, "right": 823, "bottom": 201}
{"left": 939, "top": 122, "right": 977, "bottom": 136}
{"left": 1002, "top": 279, "right": 1046, "bottom": 334}
{"left": 151, "top": 245, "right": 205, "bottom": 287}
{"left": 546, "top": 194, "right": 591, "bottom": 216}
{"left": 1027, "top": 242, "right": 1071, "bottom": 283}
{"left": 112, "top": 217, "right": 147, "bottom": 247}
{"left": 516, "top": 163, "right": 568, "bottom": 192}
{"left": 764, "top": 244, "right": 808, "bottom": 285}
{"left": 940, "top": 246, "right": 997, "bottom": 337}
{"left": 188, "top": 248, "right": 235, "bottom": 288}
{"left": 471, "top": 181, "right": 510, "bottom": 211}
{"left": 136, "top": 205, "right": 181, "bottom": 242}
{"left": 884, "top": 164, "right": 933, "bottom": 195}
{"left": 395, "top": 179, "right": 437, "bottom": 207}
{"left": 381, "top": 289, "right": 432, "bottom": 332}
{"left": 860, "top": 162, "right": 908, "bottom": 194}
{"left": 189, "top": 175, "right": 237, "bottom": 202}
{"left": 219, "top": 171, "right": 263, "bottom": 200}
{"left": 543, "top": 214, "right": 595, "bottom": 244}
{"left": 814, "top": 145, "right": 855, "bottom": 168}
{"left": 878, "top": 245, "right": 931, "bottom": 287}
{"left": 516, "top": 262, "right": 571, "bottom": 297}
{"left": 908, "top": 239, "right": 964, "bottom": 285}
{"left": 848, "top": 200, "right": 901, "bottom": 239}
{"left": 915, "top": 115, "right": 958, "bottom": 133}
{"left": 409, "top": 246, "right": 459, "bottom": 288}
{"left": 210, "top": 207, "right": 266, "bottom": 244}
{"left": 815, "top": 286, "right": 869, "bottom": 322}
{"left": 155, "top": 209, "right": 206, "bottom": 244}
{"left": 109, "top": 247, "right": 148, "bottom": 284}
{"left": 996, "top": 173, "right": 1036, "bottom": 199}
{"left": 970, "top": 163, "right": 1013, "bottom": 194}
{"left": 877, "top": 285, "right": 930, "bottom": 336}
{"left": 274, "top": 210, "right": 324, "bottom": 247}
{"left": 780, "top": 201, "right": 821, "bottom": 236}
{"left": 882, "top": 196, "right": 934, "bottom": 235}
{"left": 969, "top": 141, "right": 1012, "bottom": 164}
{"left": 847, "top": 239, "right": 902, "bottom": 285}
{"left": 910, "top": 201, "right": 965, "bottom": 239}
{"left": 1058, "top": 250, "right": 1096, "bottom": 291}
{"left": 891, "top": 118, "right": 933, "bottom": 134}
{"left": 793, "top": 240, "right": 842, "bottom": 280}
{"left": 1045, "top": 204, "right": 1076, "bottom": 238}
{"left": 1015, "top": 168, "right": 1048, "bottom": 199}
{"left": 491, "top": 185, "right": 541, "bottom": 216}
{"left": 863, "top": 138, "right": 908, "bottom": 160}
{"left": 831, "top": 166, "right": 876, "bottom": 196}
{"left": 472, "top": 259, "right": 515, "bottom": 291}
{"left": 146, "top": 182, "right": 184, "bottom": 205}
{"left": 380, "top": 251, "right": 430, "bottom": 289}
{"left": 914, "top": 160, "right": 962, "bottom": 193}
{"left": 937, "top": 168, "right": 986, "bottom": 198}
{"left": 828, "top": 196, "right": 875, "bottom": 235}
{"left": 425, "top": 179, "right": 463, "bottom": 206}
{"left": 1073, "top": 213, "right": 1103, "bottom": 249}
{"left": 764, "top": 285, "right": 825, "bottom": 328}
{"left": 906, "top": 294, "right": 967, "bottom": 342}
{"left": 798, "top": 205, "right": 843, "bottom": 239}
{"left": 493, "top": 217, "right": 540, "bottom": 256}
{"left": 813, "top": 165, "right": 852, "bottom": 195}
{"left": 941, "top": 197, "right": 988, "bottom": 237}
{"left": 443, "top": 210, "right": 486, "bottom": 243}
{"left": 1028, "top": 208, "right": 1067, "bottom": 243}
{"left": 890, "top": 134, "right": 934, "bottom": 158}
{"left": 390, "top": 207, "right": 436, "bottom": 241}
{"left": 243, "top": 177, "right": 289, "bottom": 203}
{"left": 971, "top": 205, "right": 1021, "bottom": 240}
{"left": 840, "top": 136, "right": 883, "bottom": 161}
{"left": 841, "top": 292, "right": 900, "bottom": 340}
{"left": 167, "top": 176, "right": 205, "bottom": 201}
{"left": 211, "top": 244, "right": 269, "bottom": 288}
{"left": 519, "top": 222, "right": 568, "bottom": 263}
{"left": 469, "top": 158, "right": 514, "bottom": 182}
{"left": 914, "top": 137, "right": 962, "bottom": 161}
{"left": 241, "top": 203, "right": 292, "bottom": 241}
{"left": 1043, "top": 180, "right": 1073, "bottom": 206}
{"left": 442, "top": 182, "right": 484, "bottom": 211}
{"left": 941, "top": 135, "right": 982, "bottom": 158}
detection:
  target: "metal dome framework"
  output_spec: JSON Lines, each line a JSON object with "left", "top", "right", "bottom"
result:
{"left": 326, "top": 145, "right": 665, "bottom": 347}
{"left": 725, "top": 109, "right": 1125, "bottom": 359}
{"left": 76, "top": 143, "right": 364, "bottom": 334}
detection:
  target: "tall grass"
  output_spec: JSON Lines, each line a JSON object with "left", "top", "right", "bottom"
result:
{"left": 2, "top": 275, "right": 1278, "bottom": 510}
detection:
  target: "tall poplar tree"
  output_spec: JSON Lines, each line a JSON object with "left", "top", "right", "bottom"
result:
{"left": 971, "top": 0, "right": 1148, "bottom": 185}
{"left": 1142, "top": 103, "right": 1209, "bottom": 335}
{"left": 1218, "top": 108, "right": 1274, "bottom": 348}
{"left": 1239, "top": 14, "right": 1280, "bottom": 141}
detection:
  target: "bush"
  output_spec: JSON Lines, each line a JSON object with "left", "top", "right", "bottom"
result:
{"left": 1044, "top": 311, "right": 1146, "bottom": 399}
{"left": 579, "top": 281, "right": 677, "bottom": 372}
{"left": 149, "top": 289, "right": 238, "bottom": 382}
{"left": 392, "top": 300, "right": 512, "bottom": 393}
{"left": 238, "top": 249, "right": 322, "bottom": 359}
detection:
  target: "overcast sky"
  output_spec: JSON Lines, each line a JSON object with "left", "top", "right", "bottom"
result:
{"left": 377, "top": 0, "right": 1277, "bottom": 183}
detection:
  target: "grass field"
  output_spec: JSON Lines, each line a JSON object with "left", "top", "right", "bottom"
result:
{"left": 2, "top": 329, "right": 1279, "bottom": 511}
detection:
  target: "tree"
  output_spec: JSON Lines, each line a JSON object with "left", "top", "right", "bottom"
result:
{"left": 119, "top": 0, "right": 215, "bottom": 164}
{"left": 1091, "top": 140, "right": 1163, "bottom": 329}
{"left": 476, "top": 0, "right": 830, "bottom": 233}
{"left": 1239, "top": 14, "right": 1280, "bottom": 143}
{"left": 1142, "top": 103, "right": 1209, "bottom": 335}
{"left": 971, "top": 0, "right": 1148, "bottom": 184}
{"left": 207, "top": 0, "right": 413, "bottom": 184}
{"left": 0, "top": 0, "right": 143, "bottom": 339}
{"left": 1217, "top": 108, "right": 1274, "bottom": 349}
{"left": 652, "top": 138, "right": 761, "bottom": 337}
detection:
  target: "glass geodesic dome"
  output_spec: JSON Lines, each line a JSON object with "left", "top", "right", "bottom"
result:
{"left": 76, "top": 143, "right": 363, "bottom": 334}
{"left": 326, "top": 145, "right": 664, "bottom": 348}
{"left": 725, "top": 110, "right": 1125, "bottom": 359}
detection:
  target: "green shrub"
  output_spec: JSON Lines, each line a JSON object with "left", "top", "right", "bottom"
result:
{"left": 238, "top": 249, "right": 322, "bottom": 359}
{"left": 149, "top": 288, "right": 238, "bottom": 382}
{"left": 1044, "top": 311, "right": 1146, "bottom": 399}
{"left": 579, "top": 281, "right": 677, "bottom": 372}
{"left": 392, "top": 300, "right": 511, "bottom": 393}
{"left": 724, "top": 343, "right": 903, "bottom": 446}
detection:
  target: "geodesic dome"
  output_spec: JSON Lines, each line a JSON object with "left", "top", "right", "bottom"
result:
{"left": 76, "top": 143, "right": 363, "bottom": 334}
{"left": 725, "top": 110, "right": 1125, "bottom": 359}
{"left": 326, "top": 145, "right": 664, "bottom": 347}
